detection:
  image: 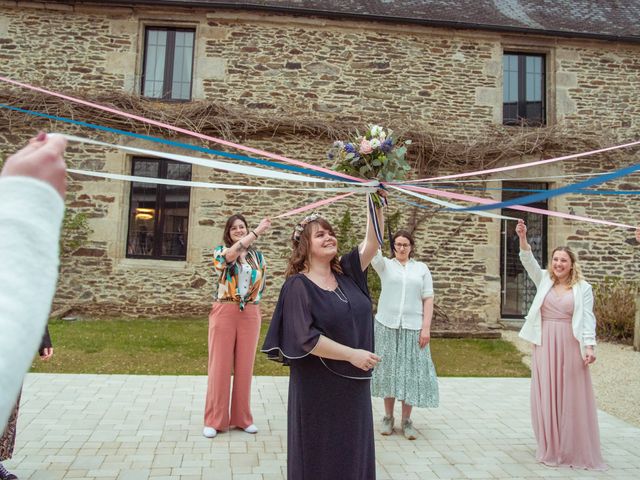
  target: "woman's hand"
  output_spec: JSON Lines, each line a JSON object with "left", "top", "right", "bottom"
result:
{"left": 255, "top": 217, "right": 271, "bottom": 236}
{"left": 515, "top": 219, "right": 527, "bottom": 240}
{"left": 39, "top": 347, "right": 54, "bottom": 361}
{"left": 376, "top": 188, "right": 388, "bottom": 200}
{"left": 419, "top": 328, "right": 430, "bottom": 349}
{"left": 1, "top": 132, "right": 67, "bottom": 198}
{"left": 515, "top": 219, "right": 531, "bottom": 251}
{"left": 348, "top": 349, "right": 381, "bottom": 371}
{"left": 583, "top": 346, "right": 596, "bottom": 366}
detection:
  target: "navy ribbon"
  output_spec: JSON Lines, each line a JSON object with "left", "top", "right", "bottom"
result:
{"left": 0, "top": 103, "right": 349, "bottom": 182}
{"left": 449, "top": 162, "right": 640, "bottom": 212}
{"left": 368, "top": 193, "right": 384, "bottom": 246}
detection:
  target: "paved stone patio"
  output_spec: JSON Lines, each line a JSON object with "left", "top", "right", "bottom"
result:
{"left": 6, "top": 374, "right": 640, "bottom": 479}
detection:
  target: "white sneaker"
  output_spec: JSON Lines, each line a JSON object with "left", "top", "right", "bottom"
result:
{"left": 203, "top": 426, "right": 217, "bottom": 438}
{"left": 243, "top": 424, "right": 258, "bottom": 434}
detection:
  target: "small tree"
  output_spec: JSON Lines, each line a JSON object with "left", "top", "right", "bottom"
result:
{"left": 335, "top": 209, "right": 401, "bottom": 306}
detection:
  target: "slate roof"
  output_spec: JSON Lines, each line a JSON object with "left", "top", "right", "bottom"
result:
{"left": 74, "top": 1, "right": 640, "bottom": 43}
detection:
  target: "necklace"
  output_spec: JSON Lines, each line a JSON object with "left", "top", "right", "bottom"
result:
{"left": 303, "top": 272, "right": 348, "bottom": 303}
{"left": 332, "top": 285, "right": 348, "bottom": 303}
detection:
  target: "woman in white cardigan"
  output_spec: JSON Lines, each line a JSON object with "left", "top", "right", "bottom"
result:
{"left": 516, "top": 219, "right": 605, "bottom": 470}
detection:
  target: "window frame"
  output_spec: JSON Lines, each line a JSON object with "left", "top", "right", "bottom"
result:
{"left": 141, "top": 26, "right": 196, "bottom": 101}
{"left": 503, "top": 51, "right": 547, "bottom": 126}
{"left": 125, "top": 157, "right": 192, "bottom": 261}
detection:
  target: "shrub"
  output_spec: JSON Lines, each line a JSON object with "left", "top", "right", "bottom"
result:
{"left": 593, "top": 277, "right": 638, "bottom": 344}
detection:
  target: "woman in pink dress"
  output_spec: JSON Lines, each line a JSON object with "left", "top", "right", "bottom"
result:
{"left": 515, "top": 219, "right": 606, "bottom": 470}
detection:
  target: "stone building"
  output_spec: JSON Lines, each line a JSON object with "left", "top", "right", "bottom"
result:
{"left": 0, "top": 0, "right": 638, "bottom": 325}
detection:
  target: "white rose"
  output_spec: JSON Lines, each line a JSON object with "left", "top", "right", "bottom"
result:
{"left": 370, "top": 138, "right": 381, "bottom": 149}
{"left": 370, "top": 125, "right": 382, "bottom": 137}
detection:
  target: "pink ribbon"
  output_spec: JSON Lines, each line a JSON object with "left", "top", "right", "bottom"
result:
{"left": 398, "top": 139, "right": 640, "bottom": 183}
{"left": 275, "top": 192, "right": 355, "bottom": 218}
{"left": 0, "top": 76, "right": 364, "bottom": 183}
{"left": 400, "top": 185, "right": 636, "bottom": 229}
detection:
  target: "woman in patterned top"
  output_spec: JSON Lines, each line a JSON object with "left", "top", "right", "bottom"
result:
{"left": 203, "top": 214, "right": 271, "bottom": 439}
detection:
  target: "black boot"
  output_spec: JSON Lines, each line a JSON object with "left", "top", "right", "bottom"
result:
{"left": 0, "top": 462, "right": 18, "bottom": 480}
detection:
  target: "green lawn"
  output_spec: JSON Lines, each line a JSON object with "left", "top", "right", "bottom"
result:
{"left": 30, "top": 318, "right": 530, "bottom": 377}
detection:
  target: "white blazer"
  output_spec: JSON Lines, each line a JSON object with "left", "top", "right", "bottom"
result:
{"left": 517, "top": 249, "right": 597, "bottom": 356}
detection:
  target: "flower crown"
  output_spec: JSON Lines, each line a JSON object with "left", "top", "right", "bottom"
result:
{"left": 292, "top": 212, "right": 322, "bottom": 243}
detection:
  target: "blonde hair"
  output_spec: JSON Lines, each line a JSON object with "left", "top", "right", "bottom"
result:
{"left": 549, "top": 246, "right": 583, "bottom": 287}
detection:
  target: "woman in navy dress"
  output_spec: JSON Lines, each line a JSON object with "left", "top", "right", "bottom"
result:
{"left": 262, "top": 194, "right": 384, "bottom": 480}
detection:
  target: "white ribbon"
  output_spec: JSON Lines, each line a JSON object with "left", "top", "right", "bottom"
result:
{"left": 68, "top": 169, "right": 376, "bottom": 193}
{"left": 388, "top": 185, "right": 517, "bottom": 221}
{"left": 57, "top": 133, "right": 378, "bottom": 185}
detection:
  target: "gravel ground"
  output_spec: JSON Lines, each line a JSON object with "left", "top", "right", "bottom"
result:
{"left": 502, "top": 329, "right": 640, "bottom": 427}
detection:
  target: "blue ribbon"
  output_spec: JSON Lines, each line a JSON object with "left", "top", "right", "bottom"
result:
{"left": 449, "top": 162, "right": 640, "bottom": 212}
{"left": 0, "top": 103, "right": 349, "bottom": 182}
{"left": 368, "top": 194, "right": 384, "bottom": 245}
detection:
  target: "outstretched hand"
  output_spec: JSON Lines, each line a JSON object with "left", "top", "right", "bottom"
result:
{"left": 376, "top": 188, "right": 388, "bottom": 200}
{"left": 515, "top": 219, "right": 527, "bottom": 241}
{"left": 1, "top": 132, "right": 67, "bottom": 198}
{"left": 255, "top": 217, "right": 272, "bottom": 236}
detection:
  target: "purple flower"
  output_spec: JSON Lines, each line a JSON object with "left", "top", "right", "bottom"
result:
{"left": 344, "top": 143, "right": 357, "bottom": 154}
{"left": 380, "top": 139, "right": 393, "bottom": 153}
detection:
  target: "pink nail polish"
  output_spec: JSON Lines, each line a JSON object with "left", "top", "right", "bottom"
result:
{"left": 36, "top": 131, "right": 46, "bottom": 141}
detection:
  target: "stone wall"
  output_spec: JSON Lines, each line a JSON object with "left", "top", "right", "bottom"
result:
{"left": 0, "top": 1, "right": 638, "bottom": 323}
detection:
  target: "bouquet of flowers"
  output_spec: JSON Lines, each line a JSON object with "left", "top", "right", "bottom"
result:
{"left": 327, "top": 125, "right": 411, "bottom": 206}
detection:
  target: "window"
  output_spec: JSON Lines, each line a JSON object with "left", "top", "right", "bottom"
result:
{"left": 500, "top": 182, "right": 548, "bottom": 318}
{"left": 503, "top": 53, "right": 545, "bottom": 126}
{"left": 126, "top": 158, "right": 191, "bottom": 260}
{"left": 142, "top": 27, "right": 195, "bottom": 100}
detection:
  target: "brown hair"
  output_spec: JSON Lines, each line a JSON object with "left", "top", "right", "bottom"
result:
{"left": 549, "top": 246, "right": 583, "bottom": 287}
{"left": 285, "top": 218, "right": 343, "bottom": 277}
{"left": 391, "top": 230, "right": 415, "bottom": 258}
{"left": 223, "top": 214, "right": 248, "bottom": 248}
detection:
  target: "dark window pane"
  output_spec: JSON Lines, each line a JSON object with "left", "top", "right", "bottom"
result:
{"left": 503, "top": 103, "right": 518, "bottom": 124}
{"left": 525, "top": 102, "right": 543, "bottom": 124}
{"left": 126, "top": 158, "right": 191, "bottom": 260}
{"left": 161, "top": 188, "right": 190, "bottom": 257}
{"left": 500, "top": 182, "right": 548, "bottom": 317}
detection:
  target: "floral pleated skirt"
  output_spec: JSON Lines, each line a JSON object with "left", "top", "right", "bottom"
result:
{"left": 371, "top": 322, "right": 439, "bottom": 408}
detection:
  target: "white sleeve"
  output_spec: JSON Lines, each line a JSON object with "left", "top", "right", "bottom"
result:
{"left": 421, "top": 264, "right": 434, "bottom": 298}
{"left": 519, "top": 249, "right": 544, "bottom": 287}
{"left": 582, "top": 283, "right": 597, "bottom": 347}
{"left": 0, "top": 177, "right": 64, "bottom": 429}
{"left": 370, "top": 249, "right": 386, "bottom": 274}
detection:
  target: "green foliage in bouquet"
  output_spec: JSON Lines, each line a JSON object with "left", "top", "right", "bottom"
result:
{"left": 327, "top": 125, "right": 411, "bottom": 182}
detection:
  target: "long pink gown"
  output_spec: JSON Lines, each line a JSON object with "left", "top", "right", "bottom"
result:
{"left": 530, "top": 288, "right": 607, "bottom": 470}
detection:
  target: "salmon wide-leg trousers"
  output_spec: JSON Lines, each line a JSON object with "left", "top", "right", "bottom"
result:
{"left": 204, "top": 302, "right": 261, "bottom": 431}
